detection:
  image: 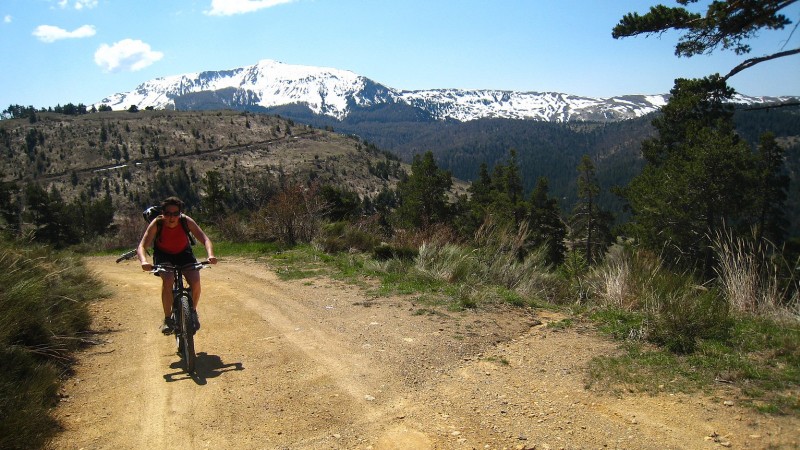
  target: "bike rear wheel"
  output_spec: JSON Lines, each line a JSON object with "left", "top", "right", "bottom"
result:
{"left": 177, "top": 295, "right": 196, "bottom": 372}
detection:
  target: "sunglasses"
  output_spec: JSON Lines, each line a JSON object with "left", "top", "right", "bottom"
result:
{"left": 163, "top": 211, "right": 181, "bottom": 217}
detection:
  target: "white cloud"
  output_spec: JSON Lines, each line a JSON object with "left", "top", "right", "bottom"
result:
{"left": 75, "top": 0, "right": 99, "bottom": 10}
{"left": 205, "top": 0, "right": 296, "bottom": 16}
{"left": 57, "top": 0, "right": 99, "bottom": 9}
{"left": 33, "top": 24, "right": 96, "bottom": 43}
{"left": 4, "top": 15, "right": 11, "bottom": 24}
{"left": 94, "top": 39, "right": 164, "bottom": 73}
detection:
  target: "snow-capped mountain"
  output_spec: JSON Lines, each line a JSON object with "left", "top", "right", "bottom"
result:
{"left": 98, "top": 60, "right": 391, "bottom": 121}
{"left": 95, "top": 59, "right": 794, "bottom": 123}
{"left": 395, "top": 89, "right": 668, "bottom": 122}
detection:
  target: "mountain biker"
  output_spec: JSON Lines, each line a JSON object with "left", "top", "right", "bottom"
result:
{"left": 136, "top": 196, "right": 217, "bottom": 334}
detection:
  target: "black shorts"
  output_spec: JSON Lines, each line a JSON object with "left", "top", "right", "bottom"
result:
{"left": 153, "top": 246, "right": 197, "bottom": 268}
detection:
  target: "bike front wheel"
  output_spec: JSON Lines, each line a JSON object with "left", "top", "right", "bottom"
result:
{"left": 176, "top": 295, "right": 196, "bottom": 373}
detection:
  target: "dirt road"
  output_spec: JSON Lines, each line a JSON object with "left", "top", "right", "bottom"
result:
{"left": 52, "top": 257, "right": 798, "bottom": 449}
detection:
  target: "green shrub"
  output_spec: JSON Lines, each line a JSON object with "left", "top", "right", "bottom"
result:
{"left": 416, "top": 242, "right": 478, "bottom": 283}
{"left": 456, "top": 288, "right": 479, "bottom": 309}
{"left": 647, "top": 282, "right": 730, "bottom": 354}
{"left": 472, "top": 221, "right": 557, "bottom": 301}
{"left": 588, "top": 314, "right": 799, "bottom": 414}
{"left": 591, "top": 307, "right": 646, "bottom": 340}
{"left": 588, "top": 246, "right": 732, "bottom": 354}
{"left": 319, "top": 221, "right": 379, "bottom": 253}
{"left": 556, "top": 249, "right": 590, "bottom": 303}
{"left": 588, "top": 245, "right": 662, "bottom": 310}
{"left": 373, "top": 243, "right": 418, "bottom": 261}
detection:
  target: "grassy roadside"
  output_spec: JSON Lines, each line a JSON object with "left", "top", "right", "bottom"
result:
{"left": 587, "top": 310, "right": 800, "bottom": 414}
{"left": 0, "top": 239, "right": 107, "bottom": 450}
{"left": 261, "top": 243, "right": 545, "bottom": 311}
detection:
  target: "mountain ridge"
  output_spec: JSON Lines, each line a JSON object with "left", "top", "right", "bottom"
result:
{"left": 97, "top": 59, "right": 799, "bottom": 123}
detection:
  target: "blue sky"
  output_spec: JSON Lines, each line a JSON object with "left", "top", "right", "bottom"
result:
{"left": 2, "top": 0, "right": 799, "bottom": 110}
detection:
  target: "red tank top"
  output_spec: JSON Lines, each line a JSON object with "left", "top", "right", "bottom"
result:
{"left": 156, "top": 220, "right": 190, "bottom": 254}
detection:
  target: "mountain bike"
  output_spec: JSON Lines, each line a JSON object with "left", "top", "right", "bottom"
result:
{"left": 151, "top": 261, "right": 210, "bottom": 373}
{"left": 116, "top": 250, "right": 209, "bottom": 373}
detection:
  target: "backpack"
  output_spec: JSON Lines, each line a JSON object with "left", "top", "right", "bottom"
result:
{"left": 143, "top": 205, "right": 197, "bottom": 246}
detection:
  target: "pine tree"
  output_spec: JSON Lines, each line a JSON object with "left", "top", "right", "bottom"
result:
{"left": 320, "top": 185, "right": 362, "bottom": 222}
{"left": 82, "top": 193, "right": 114, "bottom": 239}
{"left": 395, "top": 151, "right": 452, "bottom": 229}
{"left": 504, "top": 149, "right": 526, "bottom": 225}
{"left": 0, "top": 181, "right": 19, "bottom": 234}
{"left": 481, "top": 149, "right": 528, "bottom": 227}
{"left": 613, "top": 2, "right": 796, "bottom": 272}
{"left": 622, "top": 77, "right": 758, "bottom": 271}
{"left": 468, "top": 162, "right": 493, "bottom": 211}
{"left": 23, "top": 184, "right": 80, "bottom": 247}
{"left": 201, "top": 170, "right": 231, "bottom": 222}
{"left": 457, "top": 162, "right": 495, "bottom": 237}
{"left": 642, "top": 75, "right": 737, "bottom": 167}
{"left": 754, "top": 132, "right": 789, "bottom": 245}
{"left": 528, "top": 176, "right": 566, "bottom": 266}
{"left": 570, "top": 155, "right": 612, "bottom": 264}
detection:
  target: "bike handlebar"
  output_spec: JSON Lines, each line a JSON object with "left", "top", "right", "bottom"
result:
{"left": 149, "top": 261, "right": 211, "bottom": 274}
{"left": 115, "top": 249, "right": 214, "bottom": 269}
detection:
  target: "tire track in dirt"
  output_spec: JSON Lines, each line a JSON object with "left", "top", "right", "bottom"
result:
{"left": 217, "top": 262, "right": 416, "bottom": 436}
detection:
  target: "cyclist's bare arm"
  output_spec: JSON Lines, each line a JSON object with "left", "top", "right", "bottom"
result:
{"left": 137, "top": 220, "right": 159, "bottom": 271}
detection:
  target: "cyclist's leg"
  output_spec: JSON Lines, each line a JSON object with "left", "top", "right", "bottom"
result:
{"left": 184, "top": 269, "right": 201, "bottom": 309}
{"left": 160, "top": 272, "right": 175, "bottom": 316}
{"left": 153, "top": 248, "right": 177, "bottom": 319}
{"left": 184, "top": 270, "right": 201, "bottom": 331}
{"left": 182, "top": 263, "right": 201, "bottom": 331}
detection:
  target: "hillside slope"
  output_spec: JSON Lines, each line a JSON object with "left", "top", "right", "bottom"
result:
{"left": 0, "top": 110, "right": 406, "bottom": 212}
{"left": 3, "top": 106, "right": 798, "bottom": 231}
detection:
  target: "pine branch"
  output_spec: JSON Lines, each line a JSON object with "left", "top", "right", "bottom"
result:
{"left": 723, "top": 47, "right": 800, "bottom": 79}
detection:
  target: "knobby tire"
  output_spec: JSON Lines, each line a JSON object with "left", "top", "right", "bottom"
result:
{"left": 178, "top": 295, "right": 196, "bottom": 373}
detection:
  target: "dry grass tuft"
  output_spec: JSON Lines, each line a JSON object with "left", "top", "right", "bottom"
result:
{"left": 712, "top": 228, "right": 799, "bottom": 321}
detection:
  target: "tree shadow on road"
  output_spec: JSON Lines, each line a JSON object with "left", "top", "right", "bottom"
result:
{"left": 163, "top": 352, "right": 244, "bottom": 385}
